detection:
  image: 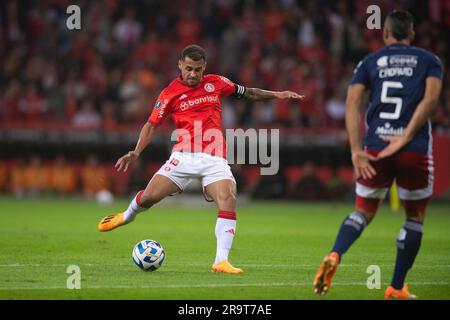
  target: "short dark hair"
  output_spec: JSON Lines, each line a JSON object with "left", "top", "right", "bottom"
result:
{"left": 385, "top": 10, "right": 414, "bottom": 41}
{"left": 180, "top": 44, "right": 206, "bottom": 61}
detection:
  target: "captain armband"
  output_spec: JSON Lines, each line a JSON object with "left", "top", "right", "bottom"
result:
{"left": 233, "top": 84, "right": 246, "bottom": 99}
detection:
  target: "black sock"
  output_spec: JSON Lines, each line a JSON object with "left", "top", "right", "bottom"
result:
{"left": 331, "top": 211, "right": 368, "bottom": 258}
{"left": 391, "top": 220, "right": 423, "bottom": 290}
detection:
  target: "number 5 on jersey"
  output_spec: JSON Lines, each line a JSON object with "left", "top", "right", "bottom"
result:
{"left": 380, "top": 81, "right": 403, "bottom": 120}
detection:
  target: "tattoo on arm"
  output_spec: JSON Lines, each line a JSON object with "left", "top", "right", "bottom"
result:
{"left": 243, "top": 88, "right": 278, "bottom": 101}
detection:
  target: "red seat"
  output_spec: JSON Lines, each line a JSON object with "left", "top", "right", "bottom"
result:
{"left": 338, "top": 167, "right": 355, "bottom": 186}
{"left": 315, "top": 166, "right": 333, "bottom": 184}
{"left": 241, "top": 165, "right": 262, "bottom": 193}
{"left": 105, "top": 163, "right": 131, "bottom": 196}
{"left": 284, "top": 166, "right": 304, "bottom": 188}
{"left": 146, "top": 163, "right": 164, "bottom": 177}
{"left": 71, "top": 161, "right": 84, "bottom": 177}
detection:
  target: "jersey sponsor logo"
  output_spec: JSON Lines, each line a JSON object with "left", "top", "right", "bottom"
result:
{"left": 375, "top": 122, "right": 405, "bottom": 136}
{"left": 376, "top": 56, "right": 388, "bottom": 67}
{"left": 389, "top": 55, "right": 418, "bottom": 67}
{"left": 157, "top": 99, "right": 169, "bottom": 118}
{"left": 377, "top": 55, "right": 417, "bottom": 78}
{"left": 179, "top": 95, "right": 218, "bottom": 111}
{"left": 204, "top": 83, "right": 215, "bottom": 92}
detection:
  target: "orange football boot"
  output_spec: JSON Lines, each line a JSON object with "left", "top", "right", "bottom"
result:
{"left": 313, "top": 252, "right": 340, "bottom": 295}
{"left": 98, "top": 213, "right": 127, "bottom": 232}
{"left": 385, "top": 284, "right": 417, "bottom": 300}
{"left": 212, "top": 260, "right": 244, "bottom": 274}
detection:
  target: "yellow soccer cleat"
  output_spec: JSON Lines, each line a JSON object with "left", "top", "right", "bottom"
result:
{"left": 385, "top": 284, "right": 417, "bottom": 300}
{"left": 313, "top": 252, "right": 340, "bottom": 296}
{"left": 211, "top": 260, "right": 244, "bottom": 274}
{"left": 98, "top": 213, "right": 127, "bottom": 232}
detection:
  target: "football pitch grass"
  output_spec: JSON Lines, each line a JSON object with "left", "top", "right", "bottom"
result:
{"left": 1, "top": 197, "right": 449, "bottom": 300}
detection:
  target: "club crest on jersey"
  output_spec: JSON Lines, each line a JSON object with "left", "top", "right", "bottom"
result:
{"left": 204, "top": 83, "right": 215, "bottom": 92}
{"left": 154, "top": 100, "right": 162, "bottom": 109}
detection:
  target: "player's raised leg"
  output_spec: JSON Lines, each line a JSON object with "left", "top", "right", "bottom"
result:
{"left": 98, "top": 174, "right": 181, "bottom": 232}
{"left": 205, "top": 179, "right": 243, "bottom": 274}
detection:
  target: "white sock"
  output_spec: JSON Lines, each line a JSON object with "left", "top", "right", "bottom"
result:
{"left": 123, "top": 191, "right": 147, "bottom": 223}
{"left": 214, "top": 217, "right": 236, "bottom": 264}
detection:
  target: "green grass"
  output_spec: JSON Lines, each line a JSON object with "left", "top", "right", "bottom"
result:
{"left": 0, "top": 197, "right": 449, "bottom": 299}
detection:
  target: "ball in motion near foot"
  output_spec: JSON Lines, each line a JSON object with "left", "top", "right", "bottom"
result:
{"left": 132, "top": 239, "right": 165, "bottom": 271}
{"left": 95, "top": 189, "right": 114, "bottom": 205}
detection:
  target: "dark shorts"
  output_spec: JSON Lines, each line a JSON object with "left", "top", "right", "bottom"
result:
{"left": 355, "top": 150, "right": 433, "bottom": 213}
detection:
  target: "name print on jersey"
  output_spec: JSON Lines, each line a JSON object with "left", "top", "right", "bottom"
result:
{"left": 377, "top": 54, "right": 418, "bottom": 78}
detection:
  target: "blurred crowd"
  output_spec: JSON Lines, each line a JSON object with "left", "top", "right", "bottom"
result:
{"left": 0, "top": 155, "right": 354, "bottom": 200}
{"left": 1, "top": 0, "right": 449, "bottom": 132}
{"left": 0, "top": 154, "right": 152, "bottom": 198}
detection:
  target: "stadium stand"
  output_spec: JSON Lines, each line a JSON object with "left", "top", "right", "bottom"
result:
{"left": 0, "top": 0, "right": 449, "bottom": 199}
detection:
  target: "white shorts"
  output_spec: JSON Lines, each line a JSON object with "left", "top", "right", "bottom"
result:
{"left": 155, "top": 152, "right": 236, "bottom": 200}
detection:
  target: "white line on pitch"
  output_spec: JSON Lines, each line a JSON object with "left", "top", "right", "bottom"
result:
{"left": 0, "top": 281, "right": 449, "bottom": 291}
{"left": 1, "top": 263, "right": 450, "bottom": 268}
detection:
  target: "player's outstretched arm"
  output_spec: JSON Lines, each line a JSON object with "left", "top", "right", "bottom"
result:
{"left": 243, "top": 88, "right": 304, "bottom": 101}
{"left": 346, "top": 84, "right": 377, "bottom": 180}
{"left": 377, "top": 77, "right": 443, "bottom": 159}
{"left": 115, "top": 123, "right": 157, "bottom": 172}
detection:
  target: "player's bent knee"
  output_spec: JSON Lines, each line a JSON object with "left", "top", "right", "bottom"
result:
{"left": 356, "top": 196, "right": 381, "bottom": 222}
{"left": 140, "top": 190, "right": 165, "bottom": 207}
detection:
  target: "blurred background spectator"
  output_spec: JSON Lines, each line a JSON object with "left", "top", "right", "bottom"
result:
{"left": 251, "top": 168, "right": 288, "bottom": 199}
{"left": 23, "top": 154, "right": 49, "bottom": 197}
{"left": 49, "top": 154, "right": 77, "bottom": 195}
{"left": 287, "top": 161, "right": 327, "bottom": 200}
{"left": 0, "top": 0, "right": 449, "bottom": 200}
{"left": 0, "top": 0, "right": 447, "bottom": 130}
{"left": 81, "top": 154, "right": 109, "bottom": 198}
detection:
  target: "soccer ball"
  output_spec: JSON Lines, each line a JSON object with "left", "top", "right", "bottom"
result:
{"left": 95, "top": 189, "right": 114, "bottom": 205}
{"left": 132, "top": 239, "right": 165, "bottom": 271}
